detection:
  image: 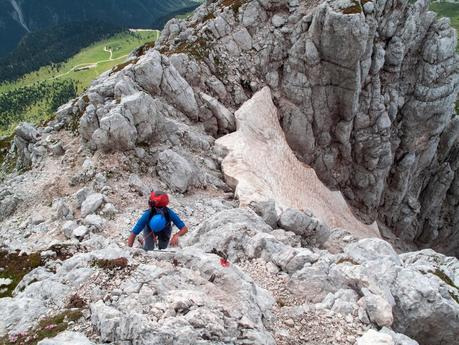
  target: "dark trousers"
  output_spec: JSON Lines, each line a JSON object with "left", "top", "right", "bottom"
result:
{"left": 142, "top": 227, "right": 171, "bottom": 250}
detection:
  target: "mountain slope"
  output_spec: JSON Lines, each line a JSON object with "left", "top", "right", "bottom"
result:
{"left": 0, "top": 0, "right": 200, "bottom": 58}
{"left": 54, "top": 0, "right": 458, "bottom": 259}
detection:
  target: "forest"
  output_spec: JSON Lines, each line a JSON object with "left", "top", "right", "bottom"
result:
{"left": 0, "top": 80, "right": 77, "bottom": 132}
{"left": 0, "top": 21, "right": 121, "bottom": 83}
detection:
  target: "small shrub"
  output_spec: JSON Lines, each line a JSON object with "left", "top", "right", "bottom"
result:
{"left": 276, "top": 297, "right": 287, "bottom": 307}
{"left": 67, "top": 294, "right": 87, "bottom": 309}
{"left": 92, "top": 257, "right": 128, "bottom": 270}
{"left": 203, "top": 11, "right": 216, "bottom": 22}
{"left": 336, "top": 257, "right": 360, "bottom": 265}
{"left": 110, "top": 58, "right": 139, "bottom": 75}
{"left": 221, "top": 0, "right": 248, "bottom": 14}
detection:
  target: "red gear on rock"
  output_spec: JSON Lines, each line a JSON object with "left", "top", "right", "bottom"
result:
{"left": 149, "top": 191, "right": 169, "bottom": 208}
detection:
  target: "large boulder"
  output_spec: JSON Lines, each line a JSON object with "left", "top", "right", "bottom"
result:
{"left": 13, "top": 123, "right": 41, "bottom": 170}
{"left": 0, "top": 190, "right": 19, "bottom": 222}
{"left": 357, "top": 329, "right": 394, "bottom": 345}
{"left": 81, "top": 193, "right": 105, "bottom": 217}
{"left": 156, "top": 149, "right": 197, "bottom": 193}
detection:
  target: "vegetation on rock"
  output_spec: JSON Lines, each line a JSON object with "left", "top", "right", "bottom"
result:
{"left": 0, "top": 250, "right": 42, "bottom": 298}
{"left": 0, "top": 309, "right": 83, "bottom": 345}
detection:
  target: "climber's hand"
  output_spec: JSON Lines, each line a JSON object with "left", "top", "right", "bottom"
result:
{"left": 127, "top": 232, "right": 136, "bottom": 247}
{"left": 170, "top": 233, "right": 180, "bottom": 247}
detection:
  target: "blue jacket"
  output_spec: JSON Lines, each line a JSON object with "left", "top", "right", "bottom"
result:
{"left": 131, "top": 207, "right": 185, "bottom": 235}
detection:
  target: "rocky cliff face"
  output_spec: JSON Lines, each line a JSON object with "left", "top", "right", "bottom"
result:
{"left": 57, "top": 0, "right": 459, "bottom": 255}
{"left": 158, "top": 1, "right": 459, "bottom": 255}
{"left": 155, "top": 0, "right": 459, "bottom": 255}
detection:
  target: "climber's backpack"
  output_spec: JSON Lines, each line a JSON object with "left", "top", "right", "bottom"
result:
{"left": 147, "top": 207, "right": 172, "bottom": 233}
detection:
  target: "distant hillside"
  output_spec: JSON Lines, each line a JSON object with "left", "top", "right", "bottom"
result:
{"left": 0, "top": 30, "right": 159, "bottom": 135}
{"left": 0, "top": 21, "right": 121, "bottom": 82}
{"left": 0, "top": 0, "right": 200, "bottom": 57}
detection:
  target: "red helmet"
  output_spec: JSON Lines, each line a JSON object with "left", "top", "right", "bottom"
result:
{"left": 149, "top": 191, "right": 169, "bottom": 208}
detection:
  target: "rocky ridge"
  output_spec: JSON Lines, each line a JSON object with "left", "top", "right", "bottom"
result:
{"left": 0, "top": 0, "right": 458, "bottom": 344}
{"left": 49, "top": 0, "right": 459, "bottom": 255}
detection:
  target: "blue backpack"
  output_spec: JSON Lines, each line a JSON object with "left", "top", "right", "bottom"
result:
{"left": 147, "top": 207, "right": 172, "bottom": 233}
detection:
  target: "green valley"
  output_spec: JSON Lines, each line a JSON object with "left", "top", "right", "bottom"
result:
{"left": 0, "top": 30, "right": 159, "bottom": 135}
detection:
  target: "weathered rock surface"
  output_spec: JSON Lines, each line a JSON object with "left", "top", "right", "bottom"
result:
{"left": 38, "top": 331, "right": 96, "bottom": 345}
{"left": 1, "top": 0, "right": 458, "bottom": 344}
{"left": 89, "top": 248, "right": 275, "bottom": 345}
{"left": 81, "top": 193, "right": 104, "bottom": 218}
{"left": 13, "top": 0, "right": 459, "bottom": 256}
{"left": 357, "top": 329, "right": 395, "bottom": 345}
{"left": 11, "top": 123, "right": 42, "bottom": 171}
{"left": 316, "top": 239, "right": 459, "bottom": 345}
{"left": 154, "top": 0, "right": 457, "bottom": 255}
{"left": 187, "top": 208, "right": 458, "bottom": 345}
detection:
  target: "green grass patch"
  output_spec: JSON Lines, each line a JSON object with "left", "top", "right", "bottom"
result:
{"left": 0, "top": 250, "right": 42, "bottom": 298}
{"left": 432, "top": 269, "right": 459, "bottom": 289}
{"left": 161, "top": 37, "right": 211, "bottom": 61}
{"left": 0, "top": 309, "right": 83, "bottom": 345}
{"left": 430, "top": 2, "right": 459, "bottom": 38}
{"left": 342, "top": 0, "right": 363, "bottom": 14}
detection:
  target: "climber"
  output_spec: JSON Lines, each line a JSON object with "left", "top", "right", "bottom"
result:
{"left": 127, "top": 191, "right": 188, "bottom": 250}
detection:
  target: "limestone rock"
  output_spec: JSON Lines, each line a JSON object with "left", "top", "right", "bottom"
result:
{"left": 62, "top": 221, "right": 78, "bottom": 239}
{"left": 84, "top": 215, "right": 106, "bottom": 231}
{"left": 128, "top": 174, "right": 149, "bottom": 196}
{"left": 156, "top": 149, "right": 196, "bottom": 193}
{"left": 357, "top": 329, "right": 394, "bottom": 345}
{"left": 360, "top": 293, "right": 393, "bottom": 327}
{"left": 248, "top": 199, "right": 279, "bottom": 228}
{"left": 380, "top": 328, "right": 420, "bottom": 345}
{"left": 53, "top": 198, "right": 73, "bottom": 220}
{"left": 278, "top": 208, "right": 313, "bottom": 236}
{"left": 0, "top": 192, "right": 19, "bottom": 222}
{"left": 73, "top": 225, "right": 89, "bottom": 239}
{"left": 0, "top": 298, "right": 47, "bottom": 337}
{"left": 13, "top": 122, "right": 41, "bottom": 170}
{"left": 81, "top": 193, "right": 104, "bottom": 217}
{"left": 37, "top": 332, "right": 96, "bottom": 345}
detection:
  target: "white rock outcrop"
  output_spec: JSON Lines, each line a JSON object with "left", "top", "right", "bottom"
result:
{"left": 216, "top": 87, "right": 379, "bottom": 239}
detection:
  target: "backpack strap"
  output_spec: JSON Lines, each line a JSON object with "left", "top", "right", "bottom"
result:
{"left": 146, "top": 207, "right": 156, "bottom": 231}
{"left": 163, "top": 207, "right": 172, "bottom": 225}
